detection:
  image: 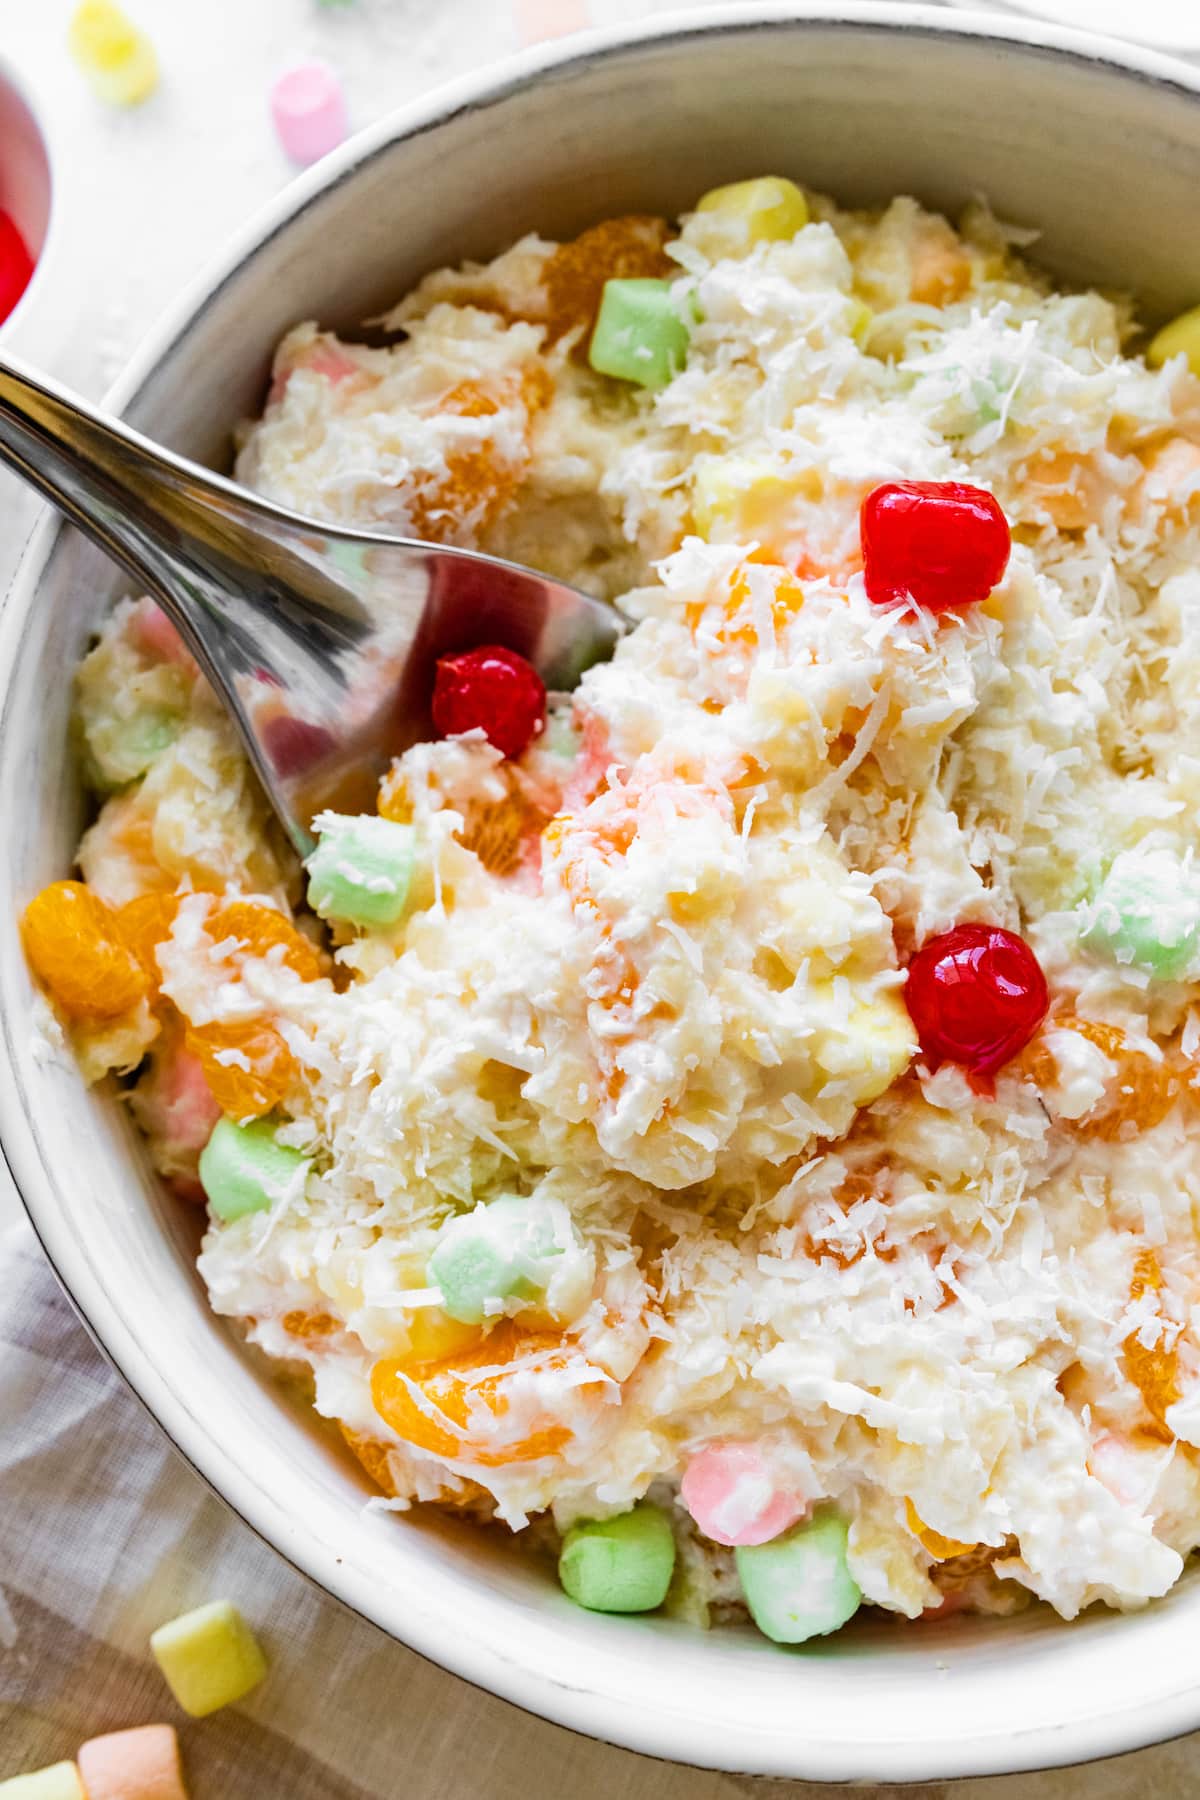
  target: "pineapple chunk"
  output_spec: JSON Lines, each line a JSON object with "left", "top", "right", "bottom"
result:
{"left": 694, "top": 176, "right": 809, "bottom": 247}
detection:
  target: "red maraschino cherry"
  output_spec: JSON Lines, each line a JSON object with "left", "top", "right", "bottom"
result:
{"left": 861, "top": 480, "right": 1011, "bottom": 612}
{"left": 905, "top": 923, "right": 1048, "bottom": 1076}
{"left": 432, "top": 644, "right": 546, "bottom": 759}
{"left": 0, "top": 209, "right": 33, "bottom": 325}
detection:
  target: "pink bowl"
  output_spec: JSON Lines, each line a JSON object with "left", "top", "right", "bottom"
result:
{"left": 0, "top": 56, "right": 54, "bottom": 339}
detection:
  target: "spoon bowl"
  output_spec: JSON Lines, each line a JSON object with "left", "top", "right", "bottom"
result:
{"left": 0, "top": 356, "right": 623, "bottom": 853}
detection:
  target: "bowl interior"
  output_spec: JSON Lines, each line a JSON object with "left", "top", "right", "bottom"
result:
{"left": 5, "top": 8, "right": 1200, "bottom": 1782}
{"left": 0, "top": 63, "right": 51, "bottom": 263}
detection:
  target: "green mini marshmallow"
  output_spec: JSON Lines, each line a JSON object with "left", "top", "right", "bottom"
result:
{"left": 198, "top": 1118, "right": 308, "bottom": 1223}
{"left": 589, "top": 278, "right": 693, "bottom": 390}
{"left": 559, "top": 1504, "right": 677, "bottom": 1613}
{"left": 428, "top": 1193, "right": 594, "bottom": 1326}
{"left": 1081, "top": 847, "right": 1200, "bottom": 981}
{"left": 735, "top": 1508, "right": 862, "bottom": 1645}
{"left": 306, "top": 813, "right": 415, "bottom": 929}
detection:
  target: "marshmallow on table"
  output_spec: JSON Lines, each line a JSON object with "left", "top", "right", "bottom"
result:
{"left": 77, "top": 1728, "right": 187, "bottom": 1800}
{"left": 270, "top": 61, "right": 349, "bottom": 166}
{"left": 514, "top": 0, "right": 591, "bottom": 43}
{"left": 0, "top": 1766, "right": 84, "bottom": 1800}
{"left": 68, "top": 1, "right": 159, "bottom": 106}
{"left": 150, "top": 1599, "right": 267, "bottom": 1717}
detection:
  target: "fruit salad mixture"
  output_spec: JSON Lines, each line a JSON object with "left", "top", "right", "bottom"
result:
{"left": 25, "top": 177, "right": 1200, "bottom": 1643}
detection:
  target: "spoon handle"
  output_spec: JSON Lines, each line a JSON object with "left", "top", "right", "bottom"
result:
{"left": 0, "top": 352, "right": 306, "bottom": 726}
{"left": 0, "top": 354, "right": 237, "bottom": 607}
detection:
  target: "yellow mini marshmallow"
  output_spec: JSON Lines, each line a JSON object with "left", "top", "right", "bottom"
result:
{"left": 149, "top": 1599, "right": 267, "bottom": 1717}
{"left": 1147, "top": 304, "right": 1200, "bottom": 377}
{"left": 78, "top": 1727, "right": 187, "bottom": 1800}
{"left": 68, "top": 1, "right": 159, "bottom": 106}
{"left": 0, "top": 1767, "right": 84, "bottom": 1800}
{"left": 694, "top": 176, "right": 809, "bottom": 245}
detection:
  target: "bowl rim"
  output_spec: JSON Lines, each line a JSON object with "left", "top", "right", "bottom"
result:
{"left": 6, "top": 3, "right": 1200, "bottom": 1782}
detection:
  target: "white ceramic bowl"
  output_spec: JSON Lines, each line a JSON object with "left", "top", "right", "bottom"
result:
{"left": 6, "top": 6, "right": 1200, "bottom": 1782}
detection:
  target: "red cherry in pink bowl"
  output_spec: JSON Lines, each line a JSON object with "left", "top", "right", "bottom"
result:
{"left": 0, "top": 63, "right": 53, "bottom": 337}
{"left": 861, "top": 480, "right": 1011, "bottom": 613}
{"left": 905, "top": 922, "right": 1048, "bottom": 1077}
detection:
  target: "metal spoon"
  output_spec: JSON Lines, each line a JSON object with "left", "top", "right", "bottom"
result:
{"left": 0, "top": 355, "right": 624, "bottom": 855}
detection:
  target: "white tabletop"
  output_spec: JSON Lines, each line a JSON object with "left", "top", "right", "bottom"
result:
{"left": 4, "top": 2, "right": 1200, "bottom": 1794}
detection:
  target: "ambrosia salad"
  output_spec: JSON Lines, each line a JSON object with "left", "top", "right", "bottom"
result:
{"left": 24, "top": 175, "right": 1200, "bottom": 1642}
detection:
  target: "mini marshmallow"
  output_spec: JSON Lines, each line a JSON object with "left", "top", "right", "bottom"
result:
{"left": 588, "top": 279, "right": 693, "bottom": 390}
{"left": 150, "top": 1599, "right": 267, "bottom": 1717}
{"left": 680, "top": 1442, "right": 809, "bottom": 1547}
{"left": 513, "top": 0, "right": 590, "bottom": 44}
{"left": 198, "top": 1118, "right": 307, "bottom": 1224}
{"left": 1081, "top": 847, "right": 1200, "bottom": 981}
{"left": 429, "top": 1193, "right": 594, "bottom": 1326}
{"left": 129, "top": 601, "right": 191, "bottom": 667}
{"left": 77, "top": 1727, "right": 187, "bottom": 1800}
{"left": 735, "top": 1507, "right": 862, "bottom": 1644}
{"left": 68, "top": 1, "right": 159, "bottom": 106}
{"left": 0, "top": 1765, "right": 84, "bottom": 1800}
{"left": 270, "top": 61, "right": 348, "bottom": 166}
{"left": 558, "top": 1504, "right": 676, "bottom": 1613}
{"left": 306, "top": 814, "right": 415, "bottom": 929}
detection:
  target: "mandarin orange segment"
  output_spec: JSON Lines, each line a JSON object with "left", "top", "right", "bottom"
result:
{"left": 408, "top": 444, "right": 512, "bottom": 543}
{"left": 408, "top": 369, "right": 551, "bottom": 545}
{"left": 207, "top": 900, "right": 322, "bottom": 982}
{"left": 685, "top": 557, "right": 802, "bottom": 651}
{"left": 542, "top": 215, "right": 673, "bottom": 346}
{"left": 370, "top": 1322, "right": 589, "bottom": 1467}
{"left": 339, "top": 1424, "right": 491, "bottom": 1508}
{"left": 185, "top": 1018, "right": 298, "bottom": 1119}
{"left": 282, "top": 1308, "right": 340, "bottom": 1339}
{"left": 1026, "top": 1017, "right": 1180, "bottom": 1140}
{"left": 457, "top": 769, "right": 550, "bottom": 876}
{"left": 905, "top": 1498, "right": 977, "bottom": 1561}
{"left": 22, "top": 879, "right": 150, "bottom": 1020}
{"left": 339, "top": 1425, "right": 398, "bottom": 1494}
{"left": 377, "top": 767, "right": 413, "bottom": 824}
{"left": 440, "top": 379, "right": 502, "bottom": 419}
{"left": 804, "top": 1169, "right": 895, "bottom": 1269}
{"left": 1124, "top": 1248, "right": 1181, "bottom": 1438}
{"left": 459, "top": 788, "right": 530, "bottom": 875}
{"left": 116, "top": 891, "right": 181, "bottom": 986}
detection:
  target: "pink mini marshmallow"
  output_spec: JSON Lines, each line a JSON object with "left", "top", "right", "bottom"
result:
{"left": 514, "top": 0, "right": 590, "bottom": 45}
{"left": 270, "top": 60, "right": 348, "bottom": 167}
{"left": 1088, "top": 1431, "right": 1156, "bottom": 1510}
{"left": 78, "top": 1725, "right": 188, "bottom": 1800}
{"left": 304, "top": 340, "right": 359, "bottom": 384}
{"left": 680, "top": 1441, "right": 809, "bottom": 1547}
{"left": 268, "top": 338, "right": 359, "bottom": 405}
{"left": 130, "top": 599, "right": 191, "bottom": 667}
{"left": 135, "top": 1042, "right": 221, "bottom": 1176}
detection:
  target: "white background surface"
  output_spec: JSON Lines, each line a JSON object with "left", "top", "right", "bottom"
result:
{"left": 5, "top": 1, "right": 1200, "bottom": 1794}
